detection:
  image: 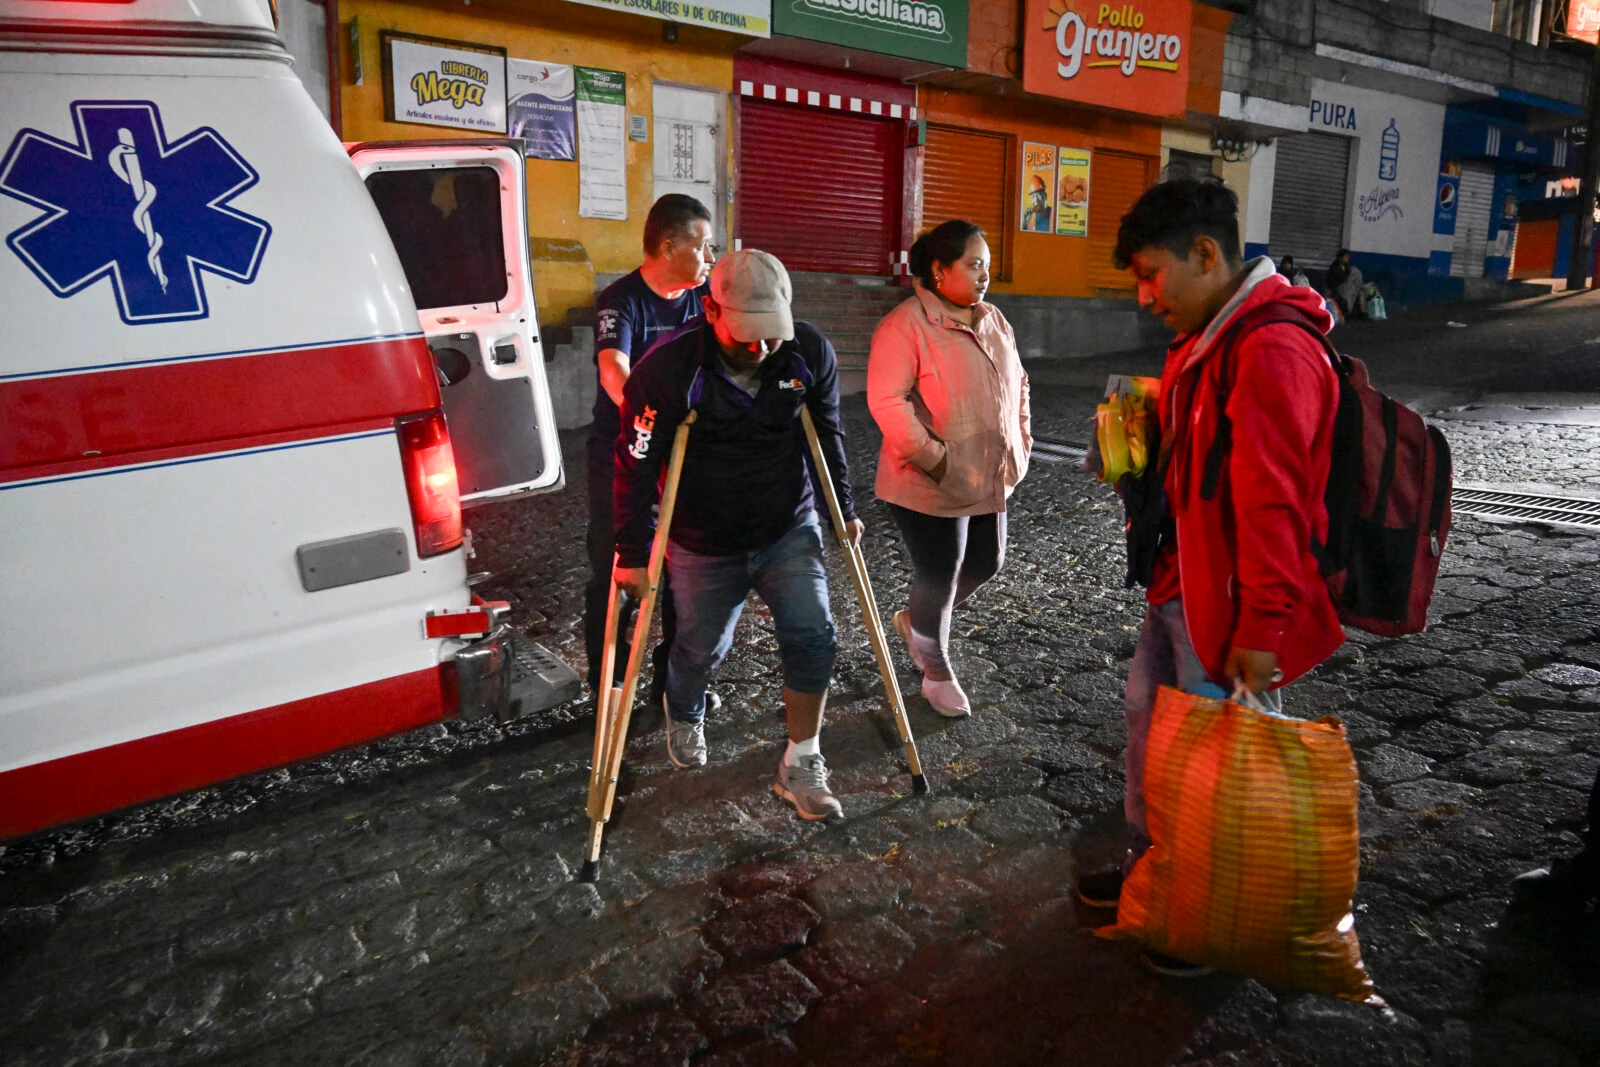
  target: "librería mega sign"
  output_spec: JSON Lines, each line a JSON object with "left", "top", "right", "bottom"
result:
{"left": 384, "top": 34, "right": 508, "bottom": 134}
{"left": 1022, "top": 0, "right": 1193, "bottom": 118}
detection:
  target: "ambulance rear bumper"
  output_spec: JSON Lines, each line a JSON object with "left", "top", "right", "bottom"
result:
{"left": 452, "top": 622, "right": 513, "bottom": 721}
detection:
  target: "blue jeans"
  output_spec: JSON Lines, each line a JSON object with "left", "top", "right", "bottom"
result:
{"left": 1123, "top": 598, "right": 1227, "bottom": 872}
{"left": 664, "top": 514, "right": 836, "bottom": 723}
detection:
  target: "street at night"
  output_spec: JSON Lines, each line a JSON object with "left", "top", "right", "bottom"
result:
{"left": 5, "top": 295, "right": 1600, "bottom": 1065}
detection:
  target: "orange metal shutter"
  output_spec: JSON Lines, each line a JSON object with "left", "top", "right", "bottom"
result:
{"left": 1086, "top": 149, "right": 1157, "bottom": 292}
{"left": 738, "top": 99, "right": 900, "bottom": 275}
{"left": 923, "top": 125, "right": 1009, "bottom": 277}
{"left": 1511, "top": 218, "right": 1559, "bottom": 279}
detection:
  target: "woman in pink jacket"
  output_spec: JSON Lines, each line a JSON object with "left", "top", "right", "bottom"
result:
{"left": 867, "top": 220, "right": 1031, "bottom": 717}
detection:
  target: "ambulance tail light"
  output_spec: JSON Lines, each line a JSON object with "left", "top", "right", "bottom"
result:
{"left": 397, "top": 411, "right": 463, "bottom": 557}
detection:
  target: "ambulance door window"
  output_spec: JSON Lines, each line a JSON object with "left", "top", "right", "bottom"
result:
{"left": 365, "top": 167, "right": 507, "bottom": 309}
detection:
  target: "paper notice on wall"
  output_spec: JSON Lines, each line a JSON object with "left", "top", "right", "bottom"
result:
{"left": 577, "top": 67, "right": 628, "bottom": 220}
{"left": 1020, "top": 142, "right": 1056, "bottom": 233}
{"left": 1056, "top": 148, "right": 1090, "bottom": 237}
{"left": 508, "top": 58, "right": 576, "bottom": 161}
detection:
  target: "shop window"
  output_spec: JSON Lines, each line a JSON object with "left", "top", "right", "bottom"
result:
{"left": 1493, "top": 0, "right": 1541, "bottom": 42}
{"left": 364, "top": 167, "right": 508, "bottom": 310}
{"left": 1164, "top": 149, "right": 1217, "bottom": 182}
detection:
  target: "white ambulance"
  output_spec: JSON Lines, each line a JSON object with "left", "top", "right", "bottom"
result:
{"left": 0, "top": 0, "right": 573, "bottom": 839}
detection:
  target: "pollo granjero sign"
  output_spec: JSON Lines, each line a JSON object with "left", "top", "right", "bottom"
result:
{"left": 1023, "top": 0, "right": 1192, "bottom": 118}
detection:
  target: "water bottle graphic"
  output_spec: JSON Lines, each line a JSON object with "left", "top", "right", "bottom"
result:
{"left": 1379, "top": 119, "right": 1400, "bottom": 182}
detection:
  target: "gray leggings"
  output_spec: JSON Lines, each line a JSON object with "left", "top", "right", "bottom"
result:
{"left": 888, "top": 504, "right": 1006, "bottom": 679}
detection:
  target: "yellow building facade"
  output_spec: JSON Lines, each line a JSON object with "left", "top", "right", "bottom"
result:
{"left": 338, "top": 0, "right": 742, "bottom": 325}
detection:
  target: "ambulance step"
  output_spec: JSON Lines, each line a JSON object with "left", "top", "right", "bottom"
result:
{"left": 507, "top": 640, "right": 583, "bottom": 718}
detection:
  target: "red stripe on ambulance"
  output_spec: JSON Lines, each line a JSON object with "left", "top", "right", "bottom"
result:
{"left": 0, "top": 668, "right": 448, "bottom": 840}
{"left": 0, "top": 336, "right": 440, "bottom": 475}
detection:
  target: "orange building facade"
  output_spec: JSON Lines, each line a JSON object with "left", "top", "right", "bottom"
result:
{"left": 914, "top": 0, "right": 1232, "bottom": 300}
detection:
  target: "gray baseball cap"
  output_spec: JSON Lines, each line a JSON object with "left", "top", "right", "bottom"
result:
{"left": 709, "top": 249, "right": 794, "bottom": 343}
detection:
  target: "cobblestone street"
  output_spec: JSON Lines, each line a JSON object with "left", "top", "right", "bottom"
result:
{"left": 4, "top": 296, "right": 1600, "bottom": 1065}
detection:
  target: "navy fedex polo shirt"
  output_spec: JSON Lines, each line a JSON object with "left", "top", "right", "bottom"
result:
{"left": 590, "top": 269, "right": 710, "bottom": 456}
{"left": 612, "top": 319, "right": 857, "bottom": 568}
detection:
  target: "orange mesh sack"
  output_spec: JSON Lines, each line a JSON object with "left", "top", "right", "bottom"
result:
{"left": 1100, "top": 685, "right": 1377, "bottom": 1001}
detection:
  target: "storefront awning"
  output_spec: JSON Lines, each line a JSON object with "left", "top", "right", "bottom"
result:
{"left": 1442, "top": 117, "right": 1575, "bottom": 170}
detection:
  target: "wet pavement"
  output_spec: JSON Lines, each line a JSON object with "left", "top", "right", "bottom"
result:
{"left": 4, "top": 294, "right": 1600, "bottom": 1065}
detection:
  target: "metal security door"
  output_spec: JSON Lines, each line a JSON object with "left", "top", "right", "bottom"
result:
{"left": 924, "top": 125, "right": 1009, "bottom": 278}
{"left": 653, "top": 83, "right": 725, "bottom": 251}
{"left": 1269, "top": 132, "right": 1351, "bottom": 268}
{"left": 1451, "top": 162, "right": 1496, "bottom": 278}
{"left": 1512, "top": 218, "right": 1560, "bottom": 279}
{"left": 738, "top": 99, "right": 901, "bottom": 275}
{"left": 1086, "top": 150, "right": 1157, "bottom": 291}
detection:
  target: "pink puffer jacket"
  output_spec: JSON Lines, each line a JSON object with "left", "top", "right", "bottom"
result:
{"left": 866, "top": 283, "right": 1031, "bottom": 517}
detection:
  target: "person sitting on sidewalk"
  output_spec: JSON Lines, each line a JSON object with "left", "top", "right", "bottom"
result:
{"left": 1326, "top": 248, "right": 1366, "bottom": 320}
{"left": 612, "top": 249, "right": 863, "bottom": 821}
{"left": 1076, "top": 179, "right": 1346, "bottom": 974}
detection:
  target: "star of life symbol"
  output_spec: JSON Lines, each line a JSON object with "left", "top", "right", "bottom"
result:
{"left": 0, "top": 101, "right": 270, "bottom": 325}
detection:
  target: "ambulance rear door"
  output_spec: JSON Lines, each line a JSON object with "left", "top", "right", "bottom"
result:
{"left": 349, "top": 140, "right": 563, "bottom": 504}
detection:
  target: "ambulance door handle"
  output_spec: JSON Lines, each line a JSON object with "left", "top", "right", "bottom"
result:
{"left": 492, "top": 341, "right": 518, "bottom": 366}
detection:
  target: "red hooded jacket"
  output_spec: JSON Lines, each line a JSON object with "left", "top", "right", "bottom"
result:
{"left": 1147, "top": 260, "right": 1344, "bottom": 687}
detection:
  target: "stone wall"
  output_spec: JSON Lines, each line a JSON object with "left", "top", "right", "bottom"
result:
{"left": 1220, "top": 0, "right": 1589, "bottom": 113}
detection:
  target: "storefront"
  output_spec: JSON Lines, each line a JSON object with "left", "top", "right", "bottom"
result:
{"left": 1436, "top": 104, "right": 1579, "bottom": 281}
{"left": 336, "top": 0, "right": 765, "bottom": 326}
{"left": 907, "top": 0, "right": 1226, "bottom": 300}
{"left": 729, "top": 0, "right": 966, "bottom": 275}
{"left": 1261, "top": 80, "right": 1448, "bottom": 284}
{"left": 732, "top": 56, "right": 916, "bottom": 275}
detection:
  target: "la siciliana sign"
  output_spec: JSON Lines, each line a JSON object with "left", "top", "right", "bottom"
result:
{"left": 775, "top": 0, "right": 968, "bottom": 68}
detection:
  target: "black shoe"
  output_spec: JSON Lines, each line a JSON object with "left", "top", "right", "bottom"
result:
{"left": 1142, "top": 950, "right": 1213, "bottom": 978}
{"left": 1075, "top": 867, "right": 1124, "bottom": 909}
{"left": 1513, "top": 852, "right": 1600, "bottom": 908}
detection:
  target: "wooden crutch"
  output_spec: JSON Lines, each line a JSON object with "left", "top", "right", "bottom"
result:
{"left": 582, "top": 411, "right": 698, "bottom": 882}
{"left": 799, "top": 406, "right": 929, "bottom": 795}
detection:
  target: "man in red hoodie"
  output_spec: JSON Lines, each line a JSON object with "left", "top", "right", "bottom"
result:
{"left": 1076, "top": 180, "right": 1345, "bottom": 972}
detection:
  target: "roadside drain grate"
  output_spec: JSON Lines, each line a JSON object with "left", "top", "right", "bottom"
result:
{"left": 1452, "top": 487, "right": 1600, "bottom": 531}
{"left": 1031, "top": 448, "right": 1600, "bottom": 534}
{"left": 1032, "top": 437, "right": 1088, "bottom": 464}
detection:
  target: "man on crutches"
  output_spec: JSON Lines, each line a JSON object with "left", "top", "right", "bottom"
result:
{"left": 613, "top": 249, "right": 861, "bottom": 821}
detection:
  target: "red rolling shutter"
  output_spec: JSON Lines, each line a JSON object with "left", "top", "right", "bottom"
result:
{"left": 1511, "top": 218, "right": 1559, "bottom": 279}
{"left": 738, "top": 99, "right": 901, "bottom": 275}
{"left": 1086, "top": 149, "right": 1157, "bottom": 292}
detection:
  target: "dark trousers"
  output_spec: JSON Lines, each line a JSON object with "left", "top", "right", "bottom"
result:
{"left": 887, "top": 504, "right": 1006, "bottom": 678}
{"left": 585, "top": 445, "right": 673, "bottom": 692}
{"left": 1587, "top": 761, "right": 1600, "bottom": 855}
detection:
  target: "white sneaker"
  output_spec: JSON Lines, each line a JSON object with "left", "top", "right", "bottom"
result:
{"left": 922, "top": 676, "right": 971, "bottom": 718}
{"left": 661, "top": 693, "right": 707, "bottom": 768}
{"left": 774, "top": 753, "right": 844, "bottom": 821}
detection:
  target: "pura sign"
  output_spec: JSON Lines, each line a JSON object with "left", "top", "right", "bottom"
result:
{"left": 1022, "top": 0, "right": 1192, "bottom": 118}
{"left": 774, "top": 0, "right": 968, "bottom": 67}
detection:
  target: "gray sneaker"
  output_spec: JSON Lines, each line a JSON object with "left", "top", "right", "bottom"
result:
{"left": 662, "top": 693, "right": 707, "bottom": 768}
{"left": 774, "top": 754, "right": 844, "bottom": 821}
